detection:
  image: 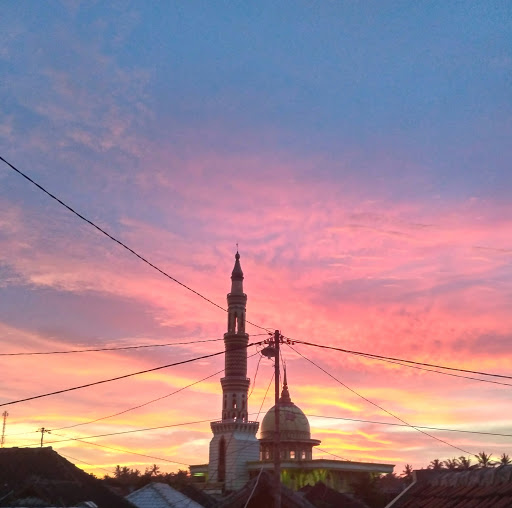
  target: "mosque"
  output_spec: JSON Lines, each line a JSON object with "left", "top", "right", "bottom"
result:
{"left": 189, "top": 252, "right": 394, "bottom": 493}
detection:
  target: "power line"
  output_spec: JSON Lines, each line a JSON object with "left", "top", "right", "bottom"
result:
{"left": 287, "top": 344, "right": 477, "bottom": 458}
{"left": 29, "top": 419, "right": 216, "bottom": 447}
{"left": 51, "top": 432, "right": 191, "bottom": 467}
{"left": 304, "top": 413, "right": 512, "bottom": 438}
{"left": 58, "top": 451, "right": 115, "bottom": 476}
{"left": 315, "top": 447, "right": 350, "bottom": 462}
{"left": 0, "top": 341, "right": 262, "bottom": 408}
{"left": 0, "top": 155, "right": 271, "bottom": 333}
{"left": 290, "top": 338, "right": 512, "bottom": 381}
{"left": 54, "top": 350, "right": 260, "bottom": 432}
{"left": 19, "top": 407, "right": 512, "bottom": 450}
{"left": 0, "top": 334, "right": 271, "bottom": 357}
{"left": 356, "top": 353, "right": 512, "bottom": 387}
{"left": 53, "top": 369, "right": 224, "bottom": 431}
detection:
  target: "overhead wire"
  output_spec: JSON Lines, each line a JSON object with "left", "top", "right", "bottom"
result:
{"left": 289, "top": 338, "right": 512, "bottom": 381}
{"left": 353, "top": 352, "right": 512, "bottom": 387}
{"left": 57, "top": 451, "right": 116, "bottom": 476}
{"left": 287, "top": 343, "right": 477, "bottom": 458}
{"left": 54, "top": 350, "right": 261, "bottom": 432}
{"left": 303, "top": 413, "right": 512, "bottom": 438}
{"left": 51, "top": 432, "right": 191, "bottom": 467}
{"left": 0, "top": 334, "right": 271, "bottom": 357}
{"left": 0, "top": 341, "right": 263, "bottom": 408}
{"left": 0, "top": 155, "right": 271, "bottom": 333}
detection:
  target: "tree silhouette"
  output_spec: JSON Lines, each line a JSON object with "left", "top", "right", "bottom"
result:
{"left": 427, "top": 459, "right": 443, "bottom": 470}
{"left": 476, "top": 452, "right": 494, "bottom": 468}
{"left": 443, "top": 458, "right": 459, "bottom": 470}
{"left": 457, "top": 456, "right": 472, "bottom": 470}
{"left": 401, "top": 464, "right": 413, "bottom": 484}
{"left": 499, "top": 453, "right": 511, "bottom": 466}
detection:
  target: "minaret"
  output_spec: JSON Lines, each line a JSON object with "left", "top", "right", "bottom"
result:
{"left": 208, "top": 251, "right": 259, "bottom": 491}
{"left": 221, "top": 251, "right": 249, "bottom": 421}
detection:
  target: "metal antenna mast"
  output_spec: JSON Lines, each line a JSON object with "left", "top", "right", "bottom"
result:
{"left": 1, "top": 411, "right": 8, "bottom": 447}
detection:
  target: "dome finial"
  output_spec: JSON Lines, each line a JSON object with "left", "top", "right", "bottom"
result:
{"left": 280, "top": 364, "right": 292, "bottom": 404}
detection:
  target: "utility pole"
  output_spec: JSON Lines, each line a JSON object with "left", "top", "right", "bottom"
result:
{"left": 273, "top": 329, "right": 281, "bottom": 508}
{"left": 38, "top": 427, "right": 50, "bottom": 447}
{"left": 1, "top": 411, "right": 8, "bottom": 447}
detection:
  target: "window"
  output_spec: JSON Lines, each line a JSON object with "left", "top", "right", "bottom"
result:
{"left": 290, "top": 451, "right": 296, "bottom": 459}
{"left": 218, "top": 437, "right": 226, "bottom": 482}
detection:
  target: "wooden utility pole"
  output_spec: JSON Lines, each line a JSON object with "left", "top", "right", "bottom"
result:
{"left": 273, "top": 329, "right": 281, "bottom": 508}
{"left": 38, "top": 427, "right": 50, "bottom": 447}
{"left": 1, "top": 411, "right": 8, "bottom": 447}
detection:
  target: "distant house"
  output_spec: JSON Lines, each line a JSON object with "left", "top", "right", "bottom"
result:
{"left": 386, "top": 465, "right": 512, "bottom": 507}
{"left": 0, "top": 447, "right": 135, "bottom": 508}
{"left": 126, "top": 482, "right": 205, "bottom": 508}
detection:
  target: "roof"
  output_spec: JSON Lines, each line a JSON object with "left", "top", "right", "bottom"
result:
{"left": 300, "top": 482, "right": 370, "bottom": 508}
{"left": 126, "top": 483, "right": 205, "bottom": 508}
{"left": 386, "top": 466, "right": 512, "bottom": 508}
{"left": 0, "top": 447, "right": 135, "bottom": 508}
{"left": 219, "top": 471, "right": 315, "bottom": 508}
{"left": 247, "top": 458, "right": 394, "bottom": 475}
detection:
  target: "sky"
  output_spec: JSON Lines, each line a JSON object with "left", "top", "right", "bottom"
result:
{"left": 1, "top": 0, "right": 512, "bottom": 479}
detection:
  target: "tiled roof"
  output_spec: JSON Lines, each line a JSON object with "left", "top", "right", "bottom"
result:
{"left": 386, "top": 466, "right": 512, "bottom": 508}
{"left": 0, "top": 447, "right": 135, "bottom": 508}
{"left": 300, "top": 482, "right": 370, "bottom": 508}
{"left": 126, "top": 482, "right": 205, "bottom": 508}
{"left": 219, "top": 471, "right": 315, "bottom": 508}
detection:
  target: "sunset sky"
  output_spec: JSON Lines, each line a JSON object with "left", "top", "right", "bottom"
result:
{"left": 1, "top": 1, "right": 512, "bottom": 478}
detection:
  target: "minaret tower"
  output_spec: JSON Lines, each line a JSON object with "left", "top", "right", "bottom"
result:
{"left": 208, "top": 251, "right": 259, "bottom": 490}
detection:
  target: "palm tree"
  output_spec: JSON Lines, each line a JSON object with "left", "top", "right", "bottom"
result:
{"left": 458, "top": 456, "right": 472, "bottom": 470}
{"left": 444, "top": 458, "right": 459, "bottom": 470}
{"left": 476, "top": 451, "right": 494, "bottom": 468}
{"left": 428, "top": 459, "right": 444, "bottom": 470}
{"left": 499, "top": 453, "right": 511, "bottom": 466}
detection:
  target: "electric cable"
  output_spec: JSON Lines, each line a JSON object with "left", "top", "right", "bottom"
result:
{"left": 53, "top": 369, "right": 224, "bottom": 431}
{"left": 27, "top": 418, "right": 216, "bottom": 447}
{"left": 0, "top": 334, "right": 271, "bottom": 357}
{"left": 244, "top": 466, "right": 264, "bottom": 508}
{"left": 15, "top": 409, "right": 512, "bottom": 449}
{"left": 4, "top": 352, "right": 260, "bottom": 438}
{"left": 54, "top": 351, "right": 261, "bottom": 432}
{"left": 354, "top": 352, "right": 512, "bottom": 387}
{"left": 315, "top": 447, "right": 351, "bottom": 462}
{"left": 0, "top": 341, "right": 262, "bottom": 408}
{"left": 303, "top": 413, "right": 512, "bottom": 438}
{"left": 289, "top": 338, "right": 512, "bottom": 381}
{"left": 287, "top": 344, "right": 477, "bottom": 458}
{"left": 57, "top": 451, "right": 115, "bottom": 475}
{"left": 248, "top": 355, "right": 263, "bottom": 400}
{"left": 0, "top": 155, "right": 271, "bottom": 333}
{"left": 51, "top": 432, "right": 191, "bottom": 466}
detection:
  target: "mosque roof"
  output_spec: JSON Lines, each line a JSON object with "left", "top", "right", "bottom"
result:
{"left": 260, "top": 370, "right": 320, "bottom": 445}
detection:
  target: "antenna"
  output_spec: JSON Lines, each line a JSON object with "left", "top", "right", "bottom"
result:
{"left": 1, "top": 411, "right": 8, "bottom": 447}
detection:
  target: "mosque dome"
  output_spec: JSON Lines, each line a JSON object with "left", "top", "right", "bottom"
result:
{"left": 259, "top": 370, "right": 320, "bottom": 445}
{"left": 260, "top": 401, "right": 311, "bottom": 441}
